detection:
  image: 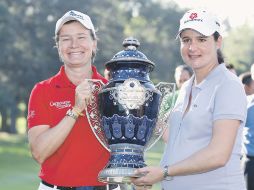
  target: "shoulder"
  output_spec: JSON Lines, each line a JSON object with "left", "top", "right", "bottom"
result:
{"left": 30, "top": 74, "right": 59, "bottom": 96}
{"left": 212, "top": 67, "right": 247, "bottom": 121}
{"left": 215, "top": 76, "right": 246, "bottom": 104}
{"left": 215, "top": 66, "right": 244, "bottom": 94}
{"left": 33, "top": 76, "right": 55, "bottom": 89}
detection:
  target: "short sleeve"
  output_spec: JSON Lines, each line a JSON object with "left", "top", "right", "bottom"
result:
{"left": 213, "top": 80, "right": 247, "bottom": 122}
{"left": 27, "top": 83, "right": 50, "bottom": 129}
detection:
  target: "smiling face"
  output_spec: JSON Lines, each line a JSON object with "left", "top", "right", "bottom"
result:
{"left": 57, "top": 21, "right": 97, "bottom": 67}
{"left": 180, "top": 29, "right": 222, "bottom": 72}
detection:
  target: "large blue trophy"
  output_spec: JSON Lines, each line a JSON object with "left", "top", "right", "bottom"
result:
{"left": 86, "top": 37, "right": 175, "bottom": 184}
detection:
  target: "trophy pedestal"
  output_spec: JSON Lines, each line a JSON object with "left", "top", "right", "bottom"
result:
{"left": 98, "top": 168, "right": 143, "bottom": 183}
{"left": 98, "top": 144, "right": 146, "bottom": 184}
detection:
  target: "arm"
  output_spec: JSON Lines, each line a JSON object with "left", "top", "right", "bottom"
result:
{"left": 28, "top": 116, "right": 78, "bottom": 164}
{"left": 132, "top": 119, "right": 240, "bottom": 185}
{"left": 28, "top": 80, "right": 92, "bottom": 164}
{"left": 167, "top": 119, "right": 239, "bottom": 175}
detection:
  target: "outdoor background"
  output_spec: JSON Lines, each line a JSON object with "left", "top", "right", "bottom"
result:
{"left": 1, "top": 0, "right": 254, "bottom": 189}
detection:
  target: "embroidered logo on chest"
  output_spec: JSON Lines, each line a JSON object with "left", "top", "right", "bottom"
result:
{"left": 49, "top": 101, "right": 71, "bottom": 109}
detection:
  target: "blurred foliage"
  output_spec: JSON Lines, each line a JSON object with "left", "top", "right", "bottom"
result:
{"left": 223, "top": 24, "right": 254, "bottom": 74}
{"left": 1, "top": 0, "right": 254, "bottom": 132}
{"left": 0, "top": 133, "right": 39, "bottom": 190}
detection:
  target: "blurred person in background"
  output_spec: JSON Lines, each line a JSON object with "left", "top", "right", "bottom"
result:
{"left": 160, "top": 64, "right": 193, "bottom": 116}
{"left": 239, "top": 72, "right": 254, "bottom": 103}
{"left": 226, "top": 63, "right": 237, "bottom": 75}
{"left": 243, "top": 100, "right": 254, "bottom": 190}
{"left": 242, "top": 63, "right": 254, "bottom": 190}
{"left": 174, "top": 64, "right": 193, "bottom": 90}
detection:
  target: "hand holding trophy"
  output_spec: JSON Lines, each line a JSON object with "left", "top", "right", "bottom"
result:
{"left": 85, "top": 37, "right": 175, "bottom": 185}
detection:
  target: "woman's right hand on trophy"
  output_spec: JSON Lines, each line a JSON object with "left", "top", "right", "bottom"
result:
{"left": 74, "top": 79, "right": 92, "bottom": 113}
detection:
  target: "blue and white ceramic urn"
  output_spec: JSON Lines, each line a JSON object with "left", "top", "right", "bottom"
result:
{"left": 97, "top": 37, "right": 175, "bottom": 184}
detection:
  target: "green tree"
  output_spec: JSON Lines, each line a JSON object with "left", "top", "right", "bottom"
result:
{"left": 223, "top": 24, "right": 254, "bottom": 74}
{"left": 0, "top": 0, "right": 187, "bottom": 133}
{"left": 121, "top": 0, "right": 184, "bottom": 83}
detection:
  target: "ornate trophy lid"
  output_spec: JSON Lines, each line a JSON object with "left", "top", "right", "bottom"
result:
{"left": 105, "top": 37, "right": 155, "bottom": 72}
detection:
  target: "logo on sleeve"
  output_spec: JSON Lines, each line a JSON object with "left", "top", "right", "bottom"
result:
{"left": 27, "top": 110, "right": 35, "bottom": 119}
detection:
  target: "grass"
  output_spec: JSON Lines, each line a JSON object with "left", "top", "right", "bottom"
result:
{"left": 0, "top": 128, "right": 165, "bottom": 190}
{"left": 0, "top": 132, "right": 40, "bottom": 190}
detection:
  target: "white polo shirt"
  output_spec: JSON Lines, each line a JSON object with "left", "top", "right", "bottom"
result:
{"left": 161, "top": 64, "right": 247, "bottom": 190}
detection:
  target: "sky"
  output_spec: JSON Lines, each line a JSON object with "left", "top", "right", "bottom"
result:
{"left": 170, "top": 0, "right": 254, "bottom": 28}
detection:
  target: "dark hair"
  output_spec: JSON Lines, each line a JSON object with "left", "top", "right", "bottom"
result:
{"left": 225, "top": 63, "right": 235, "bottom": 70}
{"left": 175, "top": 64, "right": 193, "bottom": 77}
{"left": 213, "top": 32, "right": 224, "bottom": 64}
{"left": 239, "top": 72, "right": 253, "bottom": 86}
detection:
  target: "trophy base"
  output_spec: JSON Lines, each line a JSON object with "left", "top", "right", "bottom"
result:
{"left": 98, "top": 167, "right": 144, "bottom": 184}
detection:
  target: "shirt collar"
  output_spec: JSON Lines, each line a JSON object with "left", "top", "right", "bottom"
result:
{"left": 53, "top": 65, "right": 99, "bottom": 88}
{"left": 191, "top": 63, "right": 226, "bottom": 90}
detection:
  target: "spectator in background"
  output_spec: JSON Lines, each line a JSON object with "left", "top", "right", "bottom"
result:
{"left": 242, "top": 63, "right": 254, "bottom": 190}
{"left": 226, "top": 63, "right": 237, "bottom": 75}
{"left": 174, "top": 64, "right": 193, "bottom": 90}
{"left": 160, "top": 64, "right": 193, "bottom": 115}
{"left": 239, "top": 72, "right": 254, "bottom": 103}
{"left": 243, "top": 101, "right": 254, "bottom": 190}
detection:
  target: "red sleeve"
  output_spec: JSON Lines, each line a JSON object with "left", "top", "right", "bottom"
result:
{"left": 27, "top": 83, "right": 50, "bottom": 129}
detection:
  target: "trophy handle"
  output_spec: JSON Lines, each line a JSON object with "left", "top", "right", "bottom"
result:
{"left": 85, "top": 79, "right": 110, "bottom": 152}
{"left": 145, "top": 82, "right": 176, "bottom": 151}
